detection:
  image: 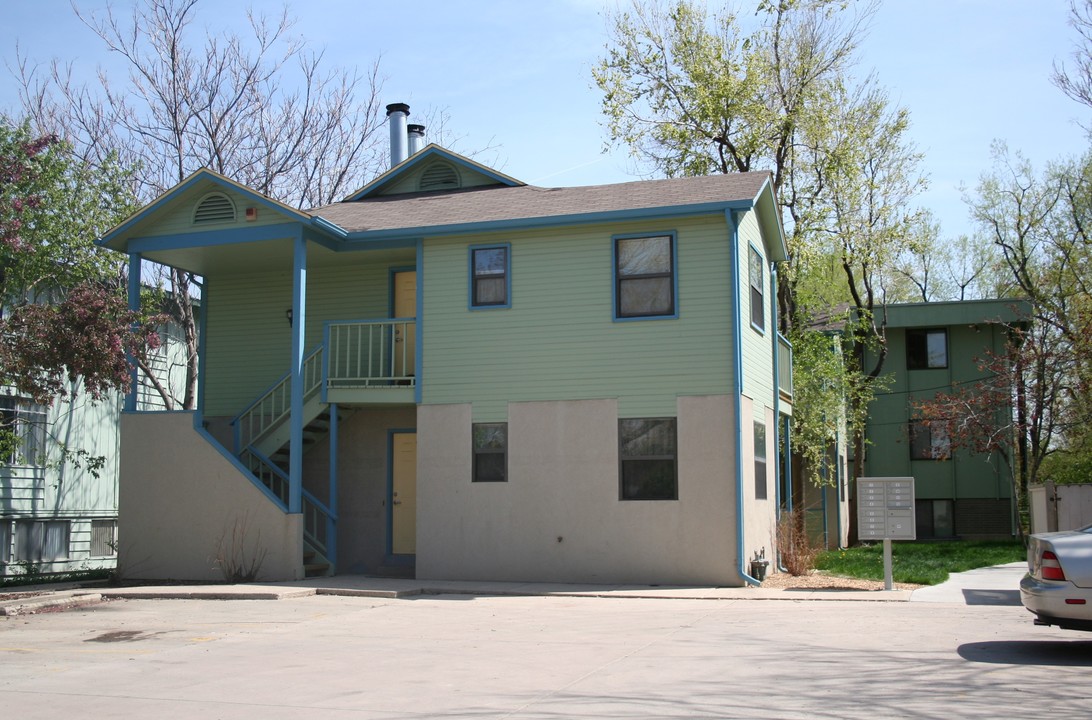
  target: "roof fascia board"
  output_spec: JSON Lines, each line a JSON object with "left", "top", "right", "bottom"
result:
{"left": 127, "top": 222, "right": 305, "bottom": 254}
{"left": 751, "top": 175, "right": 789, "bottom": 263}
{"left": 336, "top": 199, "right": 756, "bottom": 245}
{"left": 344, "top": 145, "right": 524, "bottom": 201}
{"left": 100, "top": 168, "right": 310, "bottom": 250}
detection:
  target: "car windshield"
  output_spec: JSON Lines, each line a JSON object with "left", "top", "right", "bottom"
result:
{"left": 1081, "top": 523, "right": 1092, "bottom": 534}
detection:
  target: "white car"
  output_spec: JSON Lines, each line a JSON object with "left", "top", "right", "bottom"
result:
{"left": 1020, "top": 523, "right": 1092, "bottom": 632}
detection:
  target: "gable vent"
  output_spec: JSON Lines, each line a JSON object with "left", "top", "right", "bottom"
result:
{"left": 193, "top": 193, "right": 237, "bottom": 224}
{"left": 419, "top": 162, "right": 461, "bottom": 192}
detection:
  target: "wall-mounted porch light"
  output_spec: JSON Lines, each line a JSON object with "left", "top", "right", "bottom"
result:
{"left": 286, "top": 308, "right": 293, "bottom": 327}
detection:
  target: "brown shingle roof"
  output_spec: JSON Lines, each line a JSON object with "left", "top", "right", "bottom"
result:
{"left": 310, "top": 172, "right": 772, "bottom": 234}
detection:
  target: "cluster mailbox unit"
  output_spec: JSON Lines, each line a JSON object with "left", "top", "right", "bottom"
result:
{"left": 857, "top": 477, "right": 916, "bottom": 590}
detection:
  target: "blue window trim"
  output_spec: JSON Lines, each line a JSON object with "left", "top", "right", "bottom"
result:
{"left": 748, "top": 242, "right": 766, "bottom": 335}
{"left": 611, "top": 231, "right": 679, "bottom": 322}
{"left": 467, "top": 242, "right": 511, "bottom": 310}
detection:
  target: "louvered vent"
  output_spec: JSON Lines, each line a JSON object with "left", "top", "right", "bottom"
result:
{"left": 193, "top": 193, "right": 237, "bottom": 224}
{"left": 419, "top": 162, "right": 460, "bottom": 192}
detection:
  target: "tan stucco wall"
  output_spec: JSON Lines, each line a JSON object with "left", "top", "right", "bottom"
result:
{"left": 117, "top": 412, "right": 302, "bottom": 582}
{"left": 740, "top": 397, "right": 778, "bottom": 569}
{"left": 417, "top": 396, "right": 742, "bottom": 585}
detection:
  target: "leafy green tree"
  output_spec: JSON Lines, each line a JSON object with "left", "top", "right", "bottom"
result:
{"left": 0, "top": 119, "right": 158, "bottom": 414}
{"left": 595, "top": 0, "right": 925, "bottom": 487}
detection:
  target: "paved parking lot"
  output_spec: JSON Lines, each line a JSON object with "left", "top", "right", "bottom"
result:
{"left": 2, "top": 586, "right": 1090, "bottom": 719}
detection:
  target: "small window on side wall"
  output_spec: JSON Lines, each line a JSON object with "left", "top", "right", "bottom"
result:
{"left": 906, "top": 329, "right": 947, "bottom": 369}
{"left": 470, "top": 245, "right": 509, "bottom": 308}
{"left": 749, "top": 245, "right": 765, "bottom": 331}
{"left": 473, "top": 423, "right": 507, "bottom": 482}
{"left": 614, "top": 234, "right": 676, "bottom": 319}
{"left": 619, "top": 418, "right": 677, "bottom": 500}
{"left": 754, "top": 421, "right": 768, "bottom": 499}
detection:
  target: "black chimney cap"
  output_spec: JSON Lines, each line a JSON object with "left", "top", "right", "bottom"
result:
{"left": 385, "top": 102, "right": 411, "bottom": 116}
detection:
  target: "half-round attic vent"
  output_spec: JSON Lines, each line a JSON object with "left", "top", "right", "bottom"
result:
{"left": 418, "top": 162, "right": 461, "bottom": 192}
{"left": 193, "top": 192, "right": 237, "bottom": 224}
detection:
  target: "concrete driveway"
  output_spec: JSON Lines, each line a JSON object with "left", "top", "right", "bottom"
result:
{"left": 1, "top": 570, "right": 1089, "bottom": 719}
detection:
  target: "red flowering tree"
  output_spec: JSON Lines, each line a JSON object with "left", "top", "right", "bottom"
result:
{"left": 0, "top": 120, "right": 159, "bottom": 406}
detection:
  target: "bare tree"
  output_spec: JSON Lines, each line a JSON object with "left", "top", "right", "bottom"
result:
{"left": 12, "top": 0, "right": 389, "bottom": 408}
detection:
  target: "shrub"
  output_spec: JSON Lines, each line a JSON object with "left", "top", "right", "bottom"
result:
{"left": 777, "top": 508, "right": 821, "bottom": 576}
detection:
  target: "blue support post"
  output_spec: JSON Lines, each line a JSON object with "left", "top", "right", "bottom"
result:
{"left": 125, "top": 252, "right": 142, "bottom": 412}
{"left": 328, "top": 402, "right": 339, "bottom": 567}
{"left": 289, "top": 231, "right": 307, "bottom": 514}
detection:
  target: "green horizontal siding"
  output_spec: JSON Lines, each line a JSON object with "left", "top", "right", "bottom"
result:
{"left": 737, "top": 211, "right": 775, "bottom": 422}
{"left": 203, "top": 255, "right": 410, "bottom": 417}
{"left": 421, "top": 217, "right": 735, "bottom": 420}
{"left": 141, "top": 184, "right": 293, "bottom": 238}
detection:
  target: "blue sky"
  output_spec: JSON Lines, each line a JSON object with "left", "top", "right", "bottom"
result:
{"left": 1, "top": 0, "right": 1086, "bottom": 239}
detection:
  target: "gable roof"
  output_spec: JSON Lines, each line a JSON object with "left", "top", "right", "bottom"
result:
{"left": 316, "top": 171, "right": 785, "bottom": 259}
{"left": 344, "top": 144, "right": 524, "bottom": 201}
{"left": 100, "top": 168, "right": 311, "bottom": 251}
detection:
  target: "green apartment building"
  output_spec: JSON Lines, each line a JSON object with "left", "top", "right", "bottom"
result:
{"left": 862, "top": 299, "right": 1027, "bottom": 539}
{"left": 99, "top": 104, "right": 793, "bottom": 586}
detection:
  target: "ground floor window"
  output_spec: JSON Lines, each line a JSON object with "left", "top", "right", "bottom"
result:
{"left": 90, "top": 520, "right": 118, "bottom": 557}
{"left": 915, "top": 499, "right": 955, "bottom": 539}
{"left": 619, "top": 418, "right": 677, "bottom": 500}
{"left": 13, "top": 520, "right": 69, "bottom": 563}
{"left": 472, "top": 423, "right": 507, "bottom": 482}
{"left": 754, "top": 421, "right": 768, "bottom": 500}
{"left": 0, "top": 521, "right": 10, "bottom": 565}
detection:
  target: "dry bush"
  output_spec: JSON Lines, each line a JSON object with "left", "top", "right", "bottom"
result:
{"left": 777, "top": 508, "right": 821, "bottom": 576}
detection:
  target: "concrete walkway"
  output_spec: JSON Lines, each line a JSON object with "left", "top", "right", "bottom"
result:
{"left": 1, "top": 562, "right": 1029, "bottom": 615}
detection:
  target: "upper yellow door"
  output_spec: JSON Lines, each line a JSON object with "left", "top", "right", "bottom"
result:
{"left": 393, "top": 271, "right": 416, "bottom": 378}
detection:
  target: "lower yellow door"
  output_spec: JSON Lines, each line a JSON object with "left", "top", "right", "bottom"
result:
{"left": 393, "top": 271, "right": 416, "bottom": 378}
{"left": 391, "top": 432, "right": 417, "bottom": 555}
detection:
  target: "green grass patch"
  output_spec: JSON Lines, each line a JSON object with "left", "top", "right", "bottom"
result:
{"left": 815, "top": 541, "right": 1026, "bottom": 586}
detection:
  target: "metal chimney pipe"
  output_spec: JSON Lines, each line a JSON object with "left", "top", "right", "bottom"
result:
{"left": 386, "top": 102, "right": 410, "bottom": 168}
{"left": 407, "top": 124, "right": 426, "bottom": 156}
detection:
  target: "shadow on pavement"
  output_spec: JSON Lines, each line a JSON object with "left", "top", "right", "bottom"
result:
{"left": 958, "top": 640, "right": 1092, "bottom": 666}
{"left": 961, "top": 588, "right": 1022, "bottom": 606}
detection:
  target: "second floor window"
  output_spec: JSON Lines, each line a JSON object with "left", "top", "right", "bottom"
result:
{"left": 906, "top": 329, "right": 948, "bottom": 369}
{"left": 749, "top": 245, "right": 765, "bottom": 331}
{"left": 614, "top": 234, "right": 675, "bottom": 319}
{"left": 471, "top": 246, "right": 509, "bottom": 307}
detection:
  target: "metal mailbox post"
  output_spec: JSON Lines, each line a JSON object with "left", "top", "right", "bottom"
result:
{"left": 857, "top": 477, "right": 916, "bottom": 590}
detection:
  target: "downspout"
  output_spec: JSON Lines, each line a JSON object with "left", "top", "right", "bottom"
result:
{"left": 835, "top": 427, "right": 844, "bottom": 548}
{"left": 771, "top": 263, "right": 791, "bottom": 573}
{"left": 125, "top": 252, "right": 142, "bottom": 412}
{"left": 726, "top": 209, "right": 760, "bottom": 586}
{"left": 288, "top": 228, "right": 307, "bottom": 515}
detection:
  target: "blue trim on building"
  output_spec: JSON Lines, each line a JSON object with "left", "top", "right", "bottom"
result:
{"left": 126, "top": 222, "right": 303, "bottom": 253}
{"left": 125, "top": 252, "right": 142, "bottom": 412}
{"left": 611, "top": 230, "right": 680, "bottom": 323}
{"left": 328, "top": 402, "right": 339, "bottom": 569}
{"left": 99, "top": 169, "right": 311, "bottom": 249}
{"left": 467, "top": 242, "right": 512, "bottom": 310}
{"left": 727, "top": 209, "right": 760, "bottom": 587}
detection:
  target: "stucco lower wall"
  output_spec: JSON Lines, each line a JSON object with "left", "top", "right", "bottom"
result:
{"left": 117, "top": 412, "right": 302, "bottom": 582}
{"left": 417, "top": 396, "right": 740, "bottom": 585}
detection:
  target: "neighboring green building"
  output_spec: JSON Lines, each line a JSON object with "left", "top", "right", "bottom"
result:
{"left": 98, "top": 104, "right": 794, "bottom": 586}
{"left": 861, "top": 299, "right": 1028, "bottom": 540}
